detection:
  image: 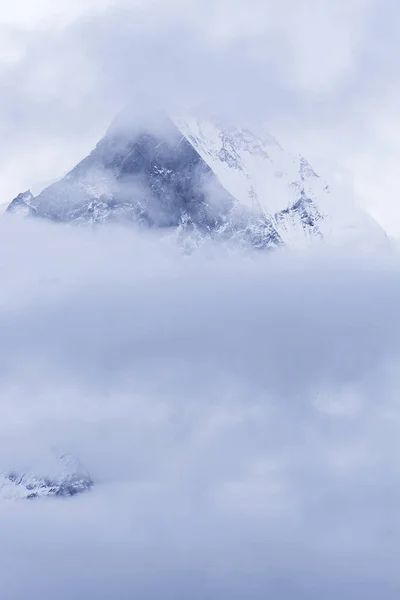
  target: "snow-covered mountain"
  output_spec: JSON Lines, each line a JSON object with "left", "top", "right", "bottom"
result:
{"left": 6, "top": 110, "right": 386, "bottom": 249}
{"left": 174, "top": 113, "right": 327, "bottom": 247}
{"left": 173, "top": 112, "right": 386, "bottom": 248}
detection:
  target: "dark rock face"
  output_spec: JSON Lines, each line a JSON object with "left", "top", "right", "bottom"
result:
{"left": 275, "top": 194, "right": 324, "bottom": 240}
{"left": 8, "top": 116, "right": 233, "bottom": 230}
{"left": 7, "top": 114, "right": 283, "bottom": 250}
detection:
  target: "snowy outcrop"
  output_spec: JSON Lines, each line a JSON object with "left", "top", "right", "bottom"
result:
{"left": 7, "top": 190, "right": 35, "bottom": 217}
{"left": 0, "top": 454, "right": 93, "bottom": 500}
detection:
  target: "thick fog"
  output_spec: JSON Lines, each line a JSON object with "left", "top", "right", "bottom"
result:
{"left": 0, "top": 0, "right": 399, "bottom": 597}
{"left": 0, "top": 220, "right": 399, "bottom": 599}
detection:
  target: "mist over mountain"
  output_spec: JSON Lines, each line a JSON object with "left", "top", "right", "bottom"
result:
{"left": 7, "top": 108, "right": 386, "bottom": 251}
{"left": 0, "top": 219, "right": 399, "bottom": 599}
{"left": 2, "top": 1, "right": 400, "bottom": 599}
{"left": 0, "top": 90, "right": 393, "bottom": 600}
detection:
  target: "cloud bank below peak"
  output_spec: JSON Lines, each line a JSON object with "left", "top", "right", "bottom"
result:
{"left": 0, "top": 220, "right": 399, "bottom": 598}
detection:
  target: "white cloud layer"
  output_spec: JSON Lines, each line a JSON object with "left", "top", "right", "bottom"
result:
{"left": 1, "top": 4, "right": 400, "bottom": 596}
{"left": 0, "top": 220, "right": 400, "bottom": 598}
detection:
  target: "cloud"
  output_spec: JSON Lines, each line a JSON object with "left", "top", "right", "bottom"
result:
{"left": 0, "top": 0, "right": 389, "bottom": 225}
{"left": 0, "top": 220, "right": 400, "bottom": 597}
{"left": 1, "top": 3, "right": 400, "bottom": 596}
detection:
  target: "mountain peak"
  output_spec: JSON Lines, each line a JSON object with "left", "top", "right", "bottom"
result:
{"left": 6, "top": 109, "right": 386, "bottom": 250}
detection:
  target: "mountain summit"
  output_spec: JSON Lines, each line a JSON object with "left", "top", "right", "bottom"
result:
{"left": 7, "top": 110, "right": 385, "bottom": 249}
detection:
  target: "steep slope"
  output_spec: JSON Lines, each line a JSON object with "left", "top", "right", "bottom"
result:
{"left": 7, "top": 110, "right": 385, "bottom": 249}
{"left": 172, "top": 112, "right": 385, "bottom": 247}
{"left": 9, "top": 115, "right": 230, "bottom": 228}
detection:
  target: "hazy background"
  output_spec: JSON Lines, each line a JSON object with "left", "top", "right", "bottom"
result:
{"left": 0, "top": 220, "right": 400, "bottom": 598}
{"left": 1, "top": 2, "right": 400, "bottom": 598}
{"left": 0, "top": 0, "right": 400, "bottom": 233}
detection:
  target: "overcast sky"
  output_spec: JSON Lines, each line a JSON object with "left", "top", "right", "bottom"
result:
{"left": 0, "top": 0, "right": 400, "bottom": 235}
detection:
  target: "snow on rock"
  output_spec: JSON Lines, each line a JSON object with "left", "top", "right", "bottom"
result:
{"left": 0, "top": 454, "right": 93, "bottom": 500}
{"left": 172, "top": 111, "right": 386, "bottom": 248}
